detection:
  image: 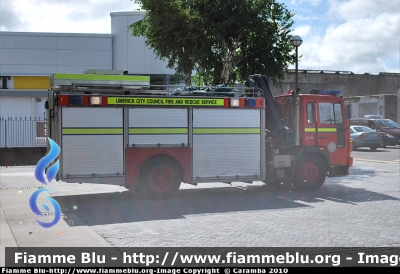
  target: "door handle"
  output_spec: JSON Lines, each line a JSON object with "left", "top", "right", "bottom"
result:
{"left": 318, "top": 136, "right": 326, "bottom": 140}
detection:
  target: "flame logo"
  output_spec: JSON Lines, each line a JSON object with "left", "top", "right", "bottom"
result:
{"left": 34, "top": 138, "right": 60, "bottom": 185}
{"left": 30, "top": 138, "right": 62, "bottom": 228}
{"left": 29, "top": 188, "right": 62, "bottom": 228}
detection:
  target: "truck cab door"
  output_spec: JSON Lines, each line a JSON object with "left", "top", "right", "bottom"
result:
{"left": 316, "top": 101, "right": 346, "bottom": 165}
{"left": 302, "top": 100, "right": 317, "bottom": 146}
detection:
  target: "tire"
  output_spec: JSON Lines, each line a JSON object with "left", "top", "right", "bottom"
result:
{"left": 293, "top": 154, "right": 327, "bottom": 191}
{"left": 136, "top": 157, "right": 182, "bottom": 199}
{"left": 370, "top": 146, "right": 378, "bottom": 151}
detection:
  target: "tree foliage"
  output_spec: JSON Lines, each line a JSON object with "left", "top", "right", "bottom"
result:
{"left": 130, "top": 0, "right": 296, "bottom": 86}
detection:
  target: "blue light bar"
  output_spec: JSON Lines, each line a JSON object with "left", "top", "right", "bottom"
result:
{"left": 319, "top": 90, "right": 340, "bottom": 95}
{"left": 246, "top": 98, "right": 256, "bottom": 107}
{"left": 70, "top": 95, "right": 83, "bottom": 105}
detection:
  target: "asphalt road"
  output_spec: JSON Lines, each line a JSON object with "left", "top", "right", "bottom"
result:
{"left": 352, "top": 145, "right": 400, "bottom": 162}
{"left": 1, "top": 147, "right": 399, "bottom": 253}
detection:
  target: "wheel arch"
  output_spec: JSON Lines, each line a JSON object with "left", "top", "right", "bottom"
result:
{"left": 291, "top": 147, "right": 330, "bottom": 181}
{"left": 125, "top": 147, "right": 192, "bottom": 187}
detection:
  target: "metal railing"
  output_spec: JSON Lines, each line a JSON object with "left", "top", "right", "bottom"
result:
{"left": 0, "top": 165, "right": 36, "bottom": 173}
{"left": 0, "top": 117, "right": 47, "bottom": 148}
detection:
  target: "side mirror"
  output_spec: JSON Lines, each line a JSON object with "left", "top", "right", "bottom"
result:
{"left": 345, "top": 103, "right": 351, "bottom": 120}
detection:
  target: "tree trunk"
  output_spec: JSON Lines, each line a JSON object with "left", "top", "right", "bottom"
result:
{"left": 220, "top": 60, "right": 230, "bottom": 85}
{"left": 199, "top": 65, "right": 208, "bottom": 86}
{"left": 184, "top": 71, "right": 191, "bottom": 86}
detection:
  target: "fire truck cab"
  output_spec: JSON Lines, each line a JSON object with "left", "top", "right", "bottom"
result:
{"left": 273, "top": 91, "right": 353, "bottom": 188}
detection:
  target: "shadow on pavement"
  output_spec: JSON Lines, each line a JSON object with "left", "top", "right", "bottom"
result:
{"left": 53, "top": 172, "right": 399, "bottom": 226}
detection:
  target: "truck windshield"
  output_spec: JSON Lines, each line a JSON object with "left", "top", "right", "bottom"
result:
{"left": 376, "top": 120, "right": 400, "bottom": 128}
{"left": 319, "top": 102, "right": 343, "bottom": 124}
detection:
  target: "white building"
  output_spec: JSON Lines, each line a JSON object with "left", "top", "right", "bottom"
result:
{"left": 0, "top": 11, "right": 174, "bottom": 119}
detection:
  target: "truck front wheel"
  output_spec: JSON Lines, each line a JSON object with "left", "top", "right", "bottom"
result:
{"left": 293, "top": 154, "right": 327, "bottom": 191}
{"left": 137, "top": 157, "right": 182, "bottom": 199}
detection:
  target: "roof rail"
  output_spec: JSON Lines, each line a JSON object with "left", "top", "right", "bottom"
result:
{"left": 83, "top": 69, "right": 126, "bottom": 75}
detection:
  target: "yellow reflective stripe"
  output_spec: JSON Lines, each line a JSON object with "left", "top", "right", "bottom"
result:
{"left": 129, "top": 128, "right": 188, "bottom": 134}
{"left": 305, "top": 128, "right": 316, "bottom": 132}
{"left": 63, "top": 128, "right": 123, "bottom": 135}
{"left": 194, "top": 128, "right": 260, "bottom": 134}
{"left": 318, "top": 128, "right": 337, "bottom": 132}
{"left": 63, "top": 128, "right": 259, "bottom": 135}
{"left": 304, "top": 128, "right": 336, "bottom": 133}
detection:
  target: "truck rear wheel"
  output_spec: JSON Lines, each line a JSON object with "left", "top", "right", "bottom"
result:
{"left": 137, "top": 157, "right": 182, "bottom": 199}
{"left": 293, "top": 154, "right": 326, "bottom": 191}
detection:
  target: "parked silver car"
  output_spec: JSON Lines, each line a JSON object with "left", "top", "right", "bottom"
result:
{"left": 350, "top": 125, "right": 383, "bottom": 151}
{"left": 171, "top": 86, "right": 195, "bottom": 96}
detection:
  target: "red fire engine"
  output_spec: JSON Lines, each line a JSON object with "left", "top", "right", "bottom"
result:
{"left": 46, "top": 71, "right": 353, "bottom": 198}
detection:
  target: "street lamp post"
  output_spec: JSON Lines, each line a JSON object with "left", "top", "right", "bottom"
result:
{"left": 291, "top": 35, "right": 303, "bottom": 94}
{"left": 290, "top": 35, "right": 303, "bottom": 146}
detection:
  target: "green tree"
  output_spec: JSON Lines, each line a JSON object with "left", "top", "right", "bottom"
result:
{"left": 130, "top": 0, "right": 296, "bottom": 86}
{"left": 130, "top": 0, "right": 207, "bottom": 86}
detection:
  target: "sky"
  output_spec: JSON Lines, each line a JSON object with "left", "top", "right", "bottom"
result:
{"left": 0, "top": 0, "right": 399, "bottom": 75}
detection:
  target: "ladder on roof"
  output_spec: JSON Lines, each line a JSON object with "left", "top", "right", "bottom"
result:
{"left": 49, "top": 72, "right": 157, "bottom": 94}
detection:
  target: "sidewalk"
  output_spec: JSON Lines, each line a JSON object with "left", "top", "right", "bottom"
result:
{"left": 0, "top": 206, "right": 18, "bottom": 267}
{"left": 0, "top": 169, "right": 123, "bottom": 267}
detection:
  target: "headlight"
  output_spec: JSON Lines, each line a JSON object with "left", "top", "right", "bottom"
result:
{"left": 380, "top": 133, "right": 394, "bottom": 138}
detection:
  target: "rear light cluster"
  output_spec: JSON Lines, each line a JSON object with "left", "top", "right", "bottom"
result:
{"left": 70, "top": 95, "right": 102, "bottom": 106}
{"left": 229, "top": 98, "right": 258, "bottom": 108}
{"left": 358, "top": 134, "right": 364, "bottom": 139}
